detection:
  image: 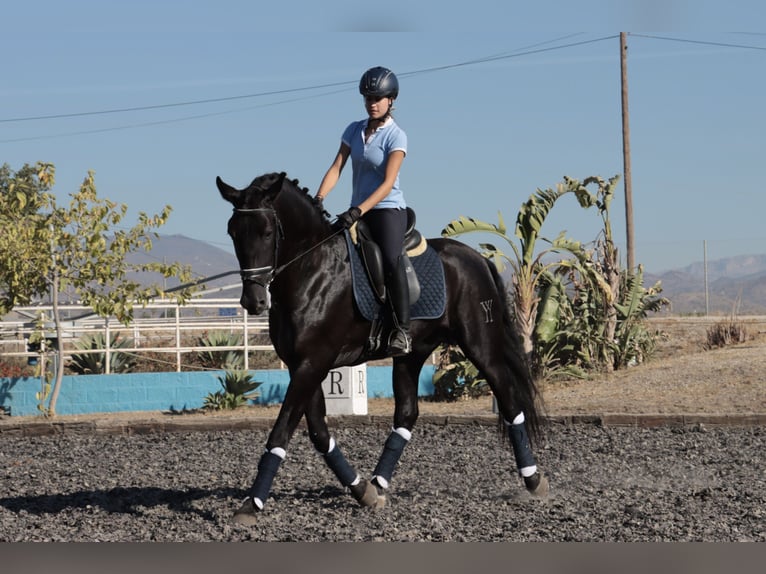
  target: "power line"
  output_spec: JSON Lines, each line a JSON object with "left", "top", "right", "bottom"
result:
{"left": 401, "top": 34, "right": 618, "bottom": 78}
{"left": 6, "top": 33, "right": 758, "bottom": 144}
{"left": 5, "top": 34, "right": 763, "bottom": 128}
{"left": 629, "top": 33, "right": 766, "bottom": 51}
{"left": 0, "top": 81, "right": 356, "bottom": 124}
{"left": 0, "top": 87, "right": 350, "bottom": 144}
{"left": 1, "top": 35, "right": 617, "bottom": 125}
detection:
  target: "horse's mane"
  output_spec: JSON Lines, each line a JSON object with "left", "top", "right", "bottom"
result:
{"left": 249, "top": 172, "right": 331, "bottom": 222}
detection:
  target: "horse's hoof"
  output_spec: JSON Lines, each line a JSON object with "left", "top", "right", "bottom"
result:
{"left": 524, "top": 472, "right": 550, "bottom": 499}
{"left": 350, "top": 479, "right": 383, "bottom": 508}
{"left": 231, "top": 497, "right": 259, "bottom": 526}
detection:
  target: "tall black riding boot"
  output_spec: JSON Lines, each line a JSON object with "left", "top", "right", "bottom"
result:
{"left": 386, "top": 256, "right": 411, "bottom": 356}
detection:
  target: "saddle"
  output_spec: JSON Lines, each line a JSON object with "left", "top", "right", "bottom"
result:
{"left": 349, "top": 207, "right": 425, "bottom": 305}
{"left": 344, "top": 209, "right": 446, "bottom": 356}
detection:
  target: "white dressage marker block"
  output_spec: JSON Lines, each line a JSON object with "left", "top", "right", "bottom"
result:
{"left": 321, "top": 364, "right": 368, "bottom": 415}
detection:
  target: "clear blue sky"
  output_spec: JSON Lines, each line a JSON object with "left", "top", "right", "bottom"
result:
{"left": 3, "top": 1, "right": 765, "bottom": 273}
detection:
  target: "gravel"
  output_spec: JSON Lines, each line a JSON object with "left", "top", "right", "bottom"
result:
{"left": 1, "top": 421, "right": 764, "bottom": 542}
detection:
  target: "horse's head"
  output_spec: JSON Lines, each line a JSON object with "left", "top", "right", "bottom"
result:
{"left": 217, "top": 173, "right": 287, "bottom": 315}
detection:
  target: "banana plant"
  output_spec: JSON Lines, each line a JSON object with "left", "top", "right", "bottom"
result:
{"left": 612, "top": 265, "right": 670, "bottom": 368}
{"left": 442, "top": 176, "right": 606, "bottom": 360}
{"left": 442, "top": 174, "right": 668, "bottom": 379}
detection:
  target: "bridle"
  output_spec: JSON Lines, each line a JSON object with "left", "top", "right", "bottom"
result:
{"left": 233, "top": 207, "right": 282, "bottom": 289}
{"left": 233, "top": 206, "right": 343, "bottom": 289}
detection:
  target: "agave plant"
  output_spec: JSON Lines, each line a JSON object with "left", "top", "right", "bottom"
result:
{"left": 197, "top": 331, "right": 245, "bottom": 370}
{"left": 203, "top": 370, "right": 261, "bottom": 411}
{"left": 69, "top": 332, "right": 137, "bottom": 374}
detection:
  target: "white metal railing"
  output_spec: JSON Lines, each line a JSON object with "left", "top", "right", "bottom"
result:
{"left": 0, "top": 298, "right": 275, "bottom": 373}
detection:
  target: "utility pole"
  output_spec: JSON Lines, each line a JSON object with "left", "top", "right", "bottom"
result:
{"left": 620, "top": 32, "right": 636, "bottom": 272}
{"left": 704, "top": 240, "right": 710, "bottom": 316}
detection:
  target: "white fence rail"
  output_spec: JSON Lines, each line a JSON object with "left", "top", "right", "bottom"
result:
{"left": 0, "top": 298, "right": 275, "bottom": 373}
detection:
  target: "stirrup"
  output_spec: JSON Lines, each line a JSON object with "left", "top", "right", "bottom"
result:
{"left": 387, "top": 328, "right": 412, "bottom": 356}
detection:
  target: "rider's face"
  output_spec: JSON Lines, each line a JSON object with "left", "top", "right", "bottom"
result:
{"left": 364, "top": 95, "right": 392, "bottom": 120}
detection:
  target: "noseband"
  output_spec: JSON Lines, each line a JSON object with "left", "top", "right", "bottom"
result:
{"left": 233, "top": 207, "right": 282, "bottom": 288}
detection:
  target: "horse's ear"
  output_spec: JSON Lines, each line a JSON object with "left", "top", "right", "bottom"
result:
{"left": 262, "top": 172, "right": 288, "bottom": 205}
{"left": 216, "top": 176, "right": 240, "bottom": 205}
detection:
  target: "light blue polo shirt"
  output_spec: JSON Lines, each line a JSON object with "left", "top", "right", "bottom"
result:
{"left": 341, "top": 117, "right": 407, "bottom": 210}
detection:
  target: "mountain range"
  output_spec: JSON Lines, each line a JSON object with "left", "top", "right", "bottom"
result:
{"left": 138, "top": 235, "right": 766, "bottom": 316}
{"left": 126, "top": 234, "right": 242, "bottom": 298}
{"left": 644, "top": 254, "right": 766, "bottom": 315}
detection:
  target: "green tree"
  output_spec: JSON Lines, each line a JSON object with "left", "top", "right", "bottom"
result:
{"left": 0, "top": 163, "right": 195, "bottom": 415}
{"left": 0, "top": 162, "right": 55, "bottom": 311}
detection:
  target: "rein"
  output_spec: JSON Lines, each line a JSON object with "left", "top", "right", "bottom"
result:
{"left": 234, "top": 207, "right": 343, "bottom": 285}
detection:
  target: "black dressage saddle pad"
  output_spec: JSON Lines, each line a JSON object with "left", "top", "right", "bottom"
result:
{"left": 345, "top": 231, "right": 446, "bottom": 322}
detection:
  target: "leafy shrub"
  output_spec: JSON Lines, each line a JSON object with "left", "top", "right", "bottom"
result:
{"left": 706, "top": 318, "right": 748, "bottom": 349}
{"left": 69, "top": 332, "right": 137, "bottom": 374}
{"left": 432, "top": 346, "right": 490, "bottom": 402}
{"left": 203, "top": 370, "right": 261, "bottom": 410}
{"left": 0, "top": 358, "right": 34, "bottom": 378}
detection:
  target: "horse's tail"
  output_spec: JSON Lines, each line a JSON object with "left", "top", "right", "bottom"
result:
{"left": 485, "top": 258, "right": 544, "bottom": 446}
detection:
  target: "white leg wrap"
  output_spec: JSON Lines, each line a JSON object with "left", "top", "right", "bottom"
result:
{"left": 372, "top": 475, "right": 389, "bottom": 489}
{"left": 269, "top": 447, "right": 286, "bottom": 459}
{"left": 520, "top": 465, "right": 538, "bottom": 478}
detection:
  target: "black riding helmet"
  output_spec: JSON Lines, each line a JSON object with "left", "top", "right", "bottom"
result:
{"left": 359, "top": 66, "right": 399, "bottom": 99}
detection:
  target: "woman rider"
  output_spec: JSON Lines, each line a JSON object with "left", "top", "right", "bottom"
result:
{"left": 315, "top": 66, "right": 411, "bottom": 356}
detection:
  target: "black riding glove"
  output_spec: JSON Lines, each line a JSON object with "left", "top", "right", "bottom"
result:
{"left": 336, "top": 206, "right": 362, "bottom": 229}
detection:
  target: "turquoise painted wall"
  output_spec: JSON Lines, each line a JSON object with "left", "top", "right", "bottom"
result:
{"left": 0, "top": 366, "right": 436, "bottom": 417}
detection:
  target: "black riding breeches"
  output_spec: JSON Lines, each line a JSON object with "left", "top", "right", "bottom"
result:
{"left": 361, "top": 208, "right": 407, "bottom": 273}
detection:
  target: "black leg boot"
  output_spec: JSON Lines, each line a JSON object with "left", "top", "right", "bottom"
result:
{"left": 386, "top": 256, "right": 411, "bottom": 356}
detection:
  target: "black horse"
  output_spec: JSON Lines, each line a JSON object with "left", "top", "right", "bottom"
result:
{"left": 216, "top": 172, "right": 548, "bottom": 524}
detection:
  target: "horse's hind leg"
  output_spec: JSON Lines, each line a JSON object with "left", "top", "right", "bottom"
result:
{"left": 303, "top": 386, "right": 381, "bottom": 508}
{"left": 457, "top": 326, "right": 549, "bottom": 498}
{"left": 478, "top": 370, "right": 549, "bottom": 497}
{"left": 504, "top": 412, "right": 549, "bottom": 497}
{"left": 369, "top": 353, "right": 425, "bottom": 501}
{"left": 490, "top": 386, "right": 549, "bottom": 497}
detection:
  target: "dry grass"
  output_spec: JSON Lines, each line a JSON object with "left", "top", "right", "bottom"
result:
{"left": 372, "top": 315, "right": 766, "bottom": 417}
{"left": 539, "top": 316, "right": 766, "bottom": 415}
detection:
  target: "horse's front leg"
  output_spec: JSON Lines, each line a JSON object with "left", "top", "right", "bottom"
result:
{"left": 303, "top": 385, "right": 382, "bottom": 508}
{"left": 232, "top": 367, "right": 320, "bottom": 525}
